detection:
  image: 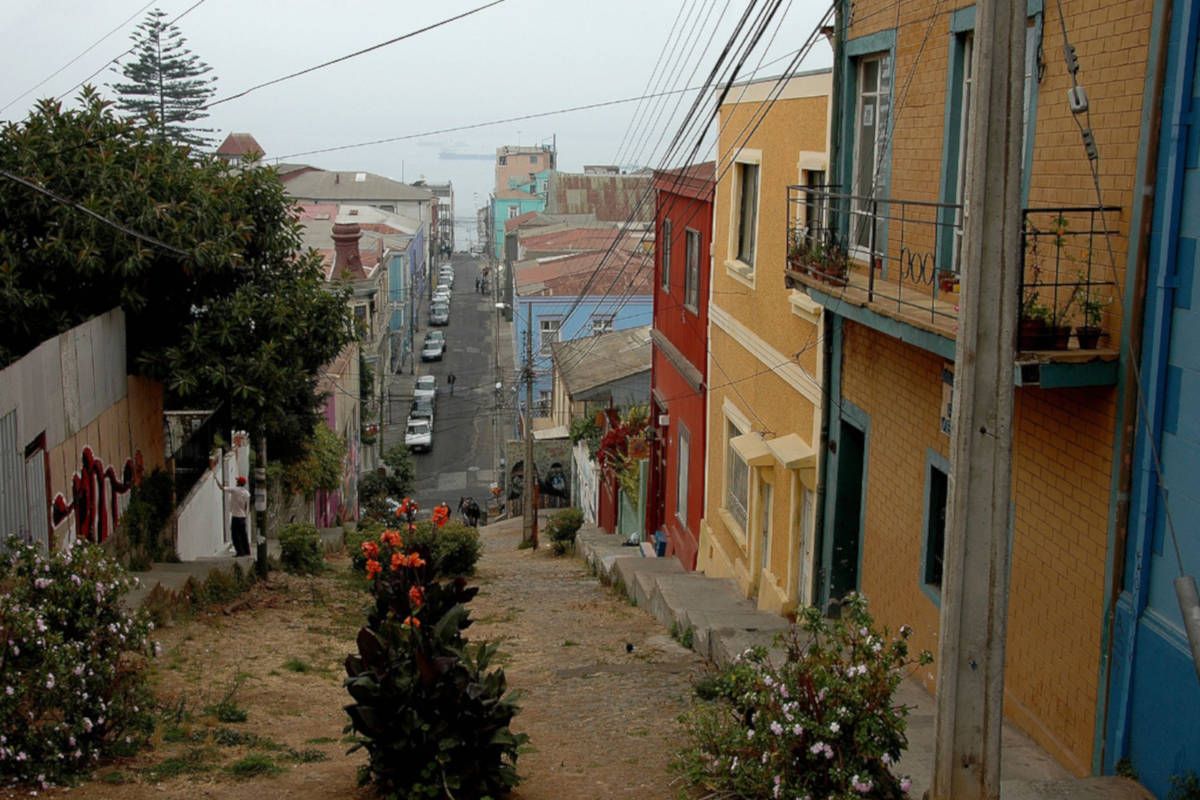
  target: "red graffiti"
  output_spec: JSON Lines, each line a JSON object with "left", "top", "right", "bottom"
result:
{"left": 51, "top": 447, "right": 144, "bottom": 543}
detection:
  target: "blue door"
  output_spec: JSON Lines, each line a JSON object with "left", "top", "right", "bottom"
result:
{"left": 1106, "top": 2, "right": 1200, "bottom": 793}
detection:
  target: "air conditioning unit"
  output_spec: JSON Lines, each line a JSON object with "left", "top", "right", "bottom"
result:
{"left": 658, "top": 414, "right": 670, "bottom": 427}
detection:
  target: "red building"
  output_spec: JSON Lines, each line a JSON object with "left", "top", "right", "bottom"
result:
{"left": 646, "top": 163, "right": 714, "bottom": 570}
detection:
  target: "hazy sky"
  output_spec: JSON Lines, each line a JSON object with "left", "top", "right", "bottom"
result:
{"left": 0, "top": 0, "right": 832, "bottom": 245}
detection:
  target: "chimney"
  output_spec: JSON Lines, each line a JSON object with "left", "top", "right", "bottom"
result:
{"left": 331, "top": 221, "right": 366, "bottom": 280}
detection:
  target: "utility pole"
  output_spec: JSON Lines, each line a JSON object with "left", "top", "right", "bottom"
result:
{"left": 408, "top": 281, "right": 416, "bottom": 375}
{"left": 930, "top": 1, "right": 1025, "bottom": 798}
{"left": 254, "top": 435, "right": 268, "bottom": 577}
{"left": 522, "top": 304, "right": 537, "bottom": 548}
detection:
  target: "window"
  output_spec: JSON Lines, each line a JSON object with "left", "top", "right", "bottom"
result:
{"left": 735, "top": 162, "right": 759, "bottom": 267}
{"left": 684, "top": 229, "right": 701, "bottom": 311}
{"left": 536, "top": 389, "right": 552, "bottom": 416}
{"left": 539, "top": 317, "right": 561, "bottom": 353}
{"left": 923, "top": 460, "right": 949, "bottom": 595}
{"left": 950, "top": 34, "right": 974, "bottom": 272}
{"left": 851, "top": 54, "right": 892, "bottom": 251}
{"left": 759, "top": 480, "right": 773, "bottom": 574}
{"left": 499, "top": 155, "right": 507, "bottom": 165}
{"left": 661, "top": 218, "right": 672, "bottom": 290}
{"left": 531, "top": 154, "right": 539, "bottom": 165}
{"left": 507, "top": 206, "right": 519, "bottom": 220}
{"left": 676, "top": 424, "right": 690, "bottom": 527}
{"left": 725, "top": 420, "right": 749, "bottom": 531}
{"left": 591, "top": 315, "right": 614, "bottom": 335}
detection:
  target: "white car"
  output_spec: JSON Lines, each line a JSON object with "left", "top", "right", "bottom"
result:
{"left": 429, "top": 302, "right": 450, "bottom": 326}
{"left": 438, "top": 269, "right": 455, "bottom": 288}
{"left": 405, "top": 417, "right": 432, "bottom": 453}
{"left": 434, "top": 283, "right": 451, "bottom": 298}
{"left": 414, "top": 374, "right": 437, "bottom": 402}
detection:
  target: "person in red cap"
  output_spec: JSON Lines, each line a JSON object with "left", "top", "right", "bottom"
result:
{"left": 218, "top": 474, "right": 253, "bottom": 556}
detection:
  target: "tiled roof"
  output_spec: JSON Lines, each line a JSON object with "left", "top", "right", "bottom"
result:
{"left": 518, "top": 226, "right": 626, "bottom": 254}
{"left": 551, "top": 326, "right": 652, "bottom": 395}
{"left": 505, "top": 210, "right": 540, "bottom": 232}
{"left": 285, "top": 169, "right": 435, "bottom": 202}
{"left": 217, "top": 132, "right": 264, "bottom": 157}
{"left": 515, "top": 249, "right": 653, "bottom": 297}
{"left": 544, "top": 171, "right": 653, "bottom": 223}
{"left": 653, "top": 161, "right": 716, "bottom": 202}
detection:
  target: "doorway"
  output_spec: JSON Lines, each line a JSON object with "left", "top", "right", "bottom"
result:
{"left": 828, "top": 419, "right": 866, "bottom": 609}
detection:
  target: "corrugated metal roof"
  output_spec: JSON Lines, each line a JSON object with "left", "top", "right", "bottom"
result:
{"left": 544, "top": 172, "right": 653, "bottom": 223}
{"left": 551, "top": 326, "right": 652, "bottom": 395}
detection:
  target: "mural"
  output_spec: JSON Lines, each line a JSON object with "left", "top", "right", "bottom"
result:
{"left": 50, "top": 447, "right": 144, "bottom": 543}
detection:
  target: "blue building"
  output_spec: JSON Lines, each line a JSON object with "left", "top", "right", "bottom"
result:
{"left": 492, "top": 187, "right": 547, "bottom": 259}
{"left": 512, "top": 248, "right": 653, "bottom": 422}
{"left": 1103, "top": 0, "right": 1200, "bottom": 792}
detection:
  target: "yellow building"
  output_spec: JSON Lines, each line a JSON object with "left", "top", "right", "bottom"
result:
{"left": 697, "top": 69, "right": 832, "bottom": 615}
{"left": 779, "top": 0, "right": 1150, "bottom": 777}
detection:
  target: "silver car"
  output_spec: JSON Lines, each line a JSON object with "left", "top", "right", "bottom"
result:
{"left": 430, "top": 302, "right": 450, "bottom": 326}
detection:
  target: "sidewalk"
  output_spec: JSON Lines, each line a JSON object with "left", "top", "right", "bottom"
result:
{"left": 575, "top": 525, "right": 1152, "bottom": 800}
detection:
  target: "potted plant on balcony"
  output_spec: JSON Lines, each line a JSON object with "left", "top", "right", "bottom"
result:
{"left": 937, "top": 269, "right": 960, "bottom": 300}
{"left": 788, "top": 236, "right": 849, "bottom": 286}
{"left": 1074, "top": 292, "right": 1105, "bottom": 350}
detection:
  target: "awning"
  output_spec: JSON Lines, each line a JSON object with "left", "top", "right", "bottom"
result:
{"left": 730, "top": 432, "right": 774, "bottom": 467}
{"left": 765, "top": 433, "right": 815, "bottom": 469}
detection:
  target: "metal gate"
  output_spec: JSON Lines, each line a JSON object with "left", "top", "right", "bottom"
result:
{"left": 0, "top": 410, "right": 28, "bottom": 544}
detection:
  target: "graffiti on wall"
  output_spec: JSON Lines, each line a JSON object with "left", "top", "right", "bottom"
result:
{"left": 51, "top": 447, "right": 144, "bottom": 543}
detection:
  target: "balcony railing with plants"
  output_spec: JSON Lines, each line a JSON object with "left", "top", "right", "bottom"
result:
{"left": 785, "top": 185, "right": 1120, "bottom": 352}
{"left": 785, "top": 186, "right": 964, "bottom": 334}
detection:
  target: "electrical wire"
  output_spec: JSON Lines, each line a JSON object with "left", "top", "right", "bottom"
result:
{"left": 204, "top": 0, "right": 507, "bottom": 110}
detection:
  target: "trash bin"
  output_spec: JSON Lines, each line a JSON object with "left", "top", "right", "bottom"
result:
{"left": 653, "top": 528, "right": 668, "bottom": 558}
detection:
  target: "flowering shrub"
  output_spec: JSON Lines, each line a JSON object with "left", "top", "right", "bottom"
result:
{"left": 348, "top": 520, "right": 480, "bottom": 578}
{"left": 344, "top": 528, "right": 526, "bottom": 798}
{"left": 675, "top": 593, "right": 932, "bottom": 800}
{"left": 0, "top": 538, "right": 156, "bottom": 787}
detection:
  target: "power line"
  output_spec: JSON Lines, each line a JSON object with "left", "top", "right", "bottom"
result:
{"left": 0, "top": 0, "right": 158, "bottom": 115}
{"left": 205, "top": 0, "right": 507, "bottom": 109}
{"left": 0, "top": 167, "right": 190, "bottom": 258}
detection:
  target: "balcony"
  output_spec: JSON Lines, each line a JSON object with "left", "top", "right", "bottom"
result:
{"left": 784, "top": 186, "right": 1120, "bottom": 387}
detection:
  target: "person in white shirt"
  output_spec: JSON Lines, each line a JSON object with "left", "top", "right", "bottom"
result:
{"left": 220, "top": 475, "right": 252, "bottom": 556}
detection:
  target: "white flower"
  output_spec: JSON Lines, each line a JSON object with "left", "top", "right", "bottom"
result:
{"left": 770, "top": 721, "right": 783, "bottom": 736}
{"left": 829, "top": 721, "right": 840, "bottom": 734}
{"left": 44, "top": 674, "right": 54, "bottom": 690}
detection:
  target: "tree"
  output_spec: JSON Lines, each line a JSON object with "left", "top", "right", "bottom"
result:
{"left": 0, "top": 91, "right": 355, "bottom": 461}
{"left": 109, "top": 8, "right": 217, "bottom": 149}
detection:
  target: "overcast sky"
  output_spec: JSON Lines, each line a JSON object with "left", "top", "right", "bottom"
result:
{"left": 0, "top": 0, "right": 832, "bottom": 246}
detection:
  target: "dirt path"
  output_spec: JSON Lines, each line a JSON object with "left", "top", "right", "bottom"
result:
{"left": 9, "top": 520, "right": 703, "bottom": 799}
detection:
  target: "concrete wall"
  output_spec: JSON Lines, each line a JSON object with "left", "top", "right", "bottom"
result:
{"left": 0, "top": 308, "right": 165, "bottom": 549}
{"left": 174, "top": 434, "right": 251, "bottom": 562}
{"left": 572, "top": 441, "right": 598, "bottom": 524}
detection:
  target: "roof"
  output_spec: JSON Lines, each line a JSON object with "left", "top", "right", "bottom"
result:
{"left": 275, "top": 163, "right": 318, "bottom": 180}
{"left": 515, "top": 249, "right": 653, "bottom": 297}
{"left": 505, "top": 210, "right": 540, "bottom": 232}
{"left": 284, "top": 169, "right": 435, "bottom": 203}
{"left": 216, "top": 132, "right": 264, "bottom": 158}
{"left": 653, "top": 161, "right": 716, "bottom": 202}
{"left": 551, "top": 326, "right": 653, "bottom": 396}
{"left": 544, "top": 172, "right": 653, "bottom": 223}
{"left": 295, "top": 203, "right": 417, "bottom": 281}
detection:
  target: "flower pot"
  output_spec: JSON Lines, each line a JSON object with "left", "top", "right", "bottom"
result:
{"left": 1018, "top": 318, "right": 1047, "bottom": 350}
{"left": 1075, "top": 325, "right": 1102, "bottom": 350}
{"left": 1048, "top": 324, "right": 1072, "bottom": 350}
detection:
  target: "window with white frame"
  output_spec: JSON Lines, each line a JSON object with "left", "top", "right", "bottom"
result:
{"left": 725, "top": 419, "right": 749, "bottom": 531}
{"left": 851, "top": 53, "right": 892, "bottom": 252}
{"left": 536, "top": 389, "right": 552, "bottom": 417}
{"left": 734, "top": 162, "right": 760, "bottom": 268}
{"left": 539, "top": 317, "right": 561, "bottom": 353}
{"left": 803, "top": 169, "right": 828, "bottom": 246}
{"left": 507, "top": 205, "right": 519, "bottom": 220}
{"left": 676, "top": 424, "right": 690, "bottom": 528}
{"left": 661, "top": 218, "right": 672, "bottom": 290}
{"left": 684, "top": 228, "right": 701, "bottom": 311}
{"left": 591, "top": 314, "right": 614, "bottom": 335}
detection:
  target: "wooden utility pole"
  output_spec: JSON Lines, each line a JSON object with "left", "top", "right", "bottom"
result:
{"left": 522, "top": 305, "right": 537, "bottom": 548}
{"left": 931, "top": 0, "right": 1025, "bottom": 797}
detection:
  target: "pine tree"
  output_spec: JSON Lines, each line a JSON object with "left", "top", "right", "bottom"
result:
{"left": 109, "top": 8, "right": 217, "bottom": 149}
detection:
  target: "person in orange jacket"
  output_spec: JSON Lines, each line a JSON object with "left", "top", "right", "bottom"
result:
{"left": 431, "top": 502, "right": 451, "bottom": 528}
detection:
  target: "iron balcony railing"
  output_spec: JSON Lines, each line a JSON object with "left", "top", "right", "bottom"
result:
{"left": 785, "top": 185, "right": 1120, "bottom": 350}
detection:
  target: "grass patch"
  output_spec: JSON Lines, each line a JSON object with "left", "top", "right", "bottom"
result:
{"left": 99, "top": 770, "right": 131, "bottom": 785}
{"left": 206, "top": 678, "right": 249, "bottom": 723}
{"left": 282, "top": 657, "right": 313, "bottom": 673}
{"left": 305, "top": 736, "right": 338, "bottom": 745}
{"left": 286, "top": 748, "right": 329, "bottom": 763}
{"left": 141, "top": 746, "right": 218, "bottom": 781}
{"left": 225, "top": 753, "right": 283, "bottom": 779}
{"left": 562, "top": 639, "right": 579, "bottom": 647}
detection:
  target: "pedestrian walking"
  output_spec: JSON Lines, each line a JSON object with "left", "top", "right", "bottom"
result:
{"left": 218, "top": 474, "right": 252, "bottom": 556}
{"left": 448, "top": 372, "right": 456, "bottom": 395}
{"left": 432, "top": 501, "right": 451, "bottom": 528}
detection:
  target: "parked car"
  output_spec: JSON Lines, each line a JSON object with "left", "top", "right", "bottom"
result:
{"left": 420, "top": 335, "right": 444, "bottom": 361}
{"left": 405, "top": 417, "right": 432, "bottom": 453}
{"left": 438, "top": 268, "right": 454, "bottom": 288}
{"left": 414, "top": 374, "right": 437, "bottom": 402}
{"left": 430, "top": 302, "right": 450, "bottom": 326}
{"left": 410, "top": 396, "right": 435, "bottom": 425}
{"left": 434, "top": 283, "right": 451, "bottom": 299}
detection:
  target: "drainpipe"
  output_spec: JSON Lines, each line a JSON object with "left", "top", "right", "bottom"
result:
{"left": 1098, "top": 0, "right": 1172, "bottom": 768}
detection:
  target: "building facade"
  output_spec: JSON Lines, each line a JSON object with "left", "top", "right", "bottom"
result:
{"left": 698, "top": 70, "right": 832, "bottom": 615}
{"left": 647, "top": 163, "right": 715, "bottom": 571}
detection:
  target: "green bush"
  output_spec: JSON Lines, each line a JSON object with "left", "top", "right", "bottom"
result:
{"left": 358, "top": 446, "right": 415, "bottom": 522}
{"left": 352, "top": 521, "right": 481, "bottom": 578}
{"left": 673, "top": 593, "right": 932, "bottom": 799}
{"left": 345, "top": 534, "right": 526, "bottom": 798}
{"left": 0, "top": 538, "right": 157, "bottom": 786}
{"left": 278, "top": 523, "right": 324, "bottom": 575}
{"left": 111, "top": 468, "right": 176, "bottom": 569}
{"left": 547, "top": 508, "right": 583, "bottom": 556}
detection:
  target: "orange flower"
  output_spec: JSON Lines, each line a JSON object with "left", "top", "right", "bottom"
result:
{"left": 365, "top": 559, "right": 382, "bottom": 580}
{"left": 380, "top": 529, "right": 402, "bottom": 547}
{"left": 390, "top": 552, "right": 403, "bottom": 572}
{"left": 402, "top": 615, "right": 421, "bottom": 628}
{"left": 361, "top": 541, "right": 379, "bottom": 560}
{"left": 408, "top": 586, "right": 424, "bottom": 608}
{"left": 409, "top": 554, "right": 426, "bottom": 570}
